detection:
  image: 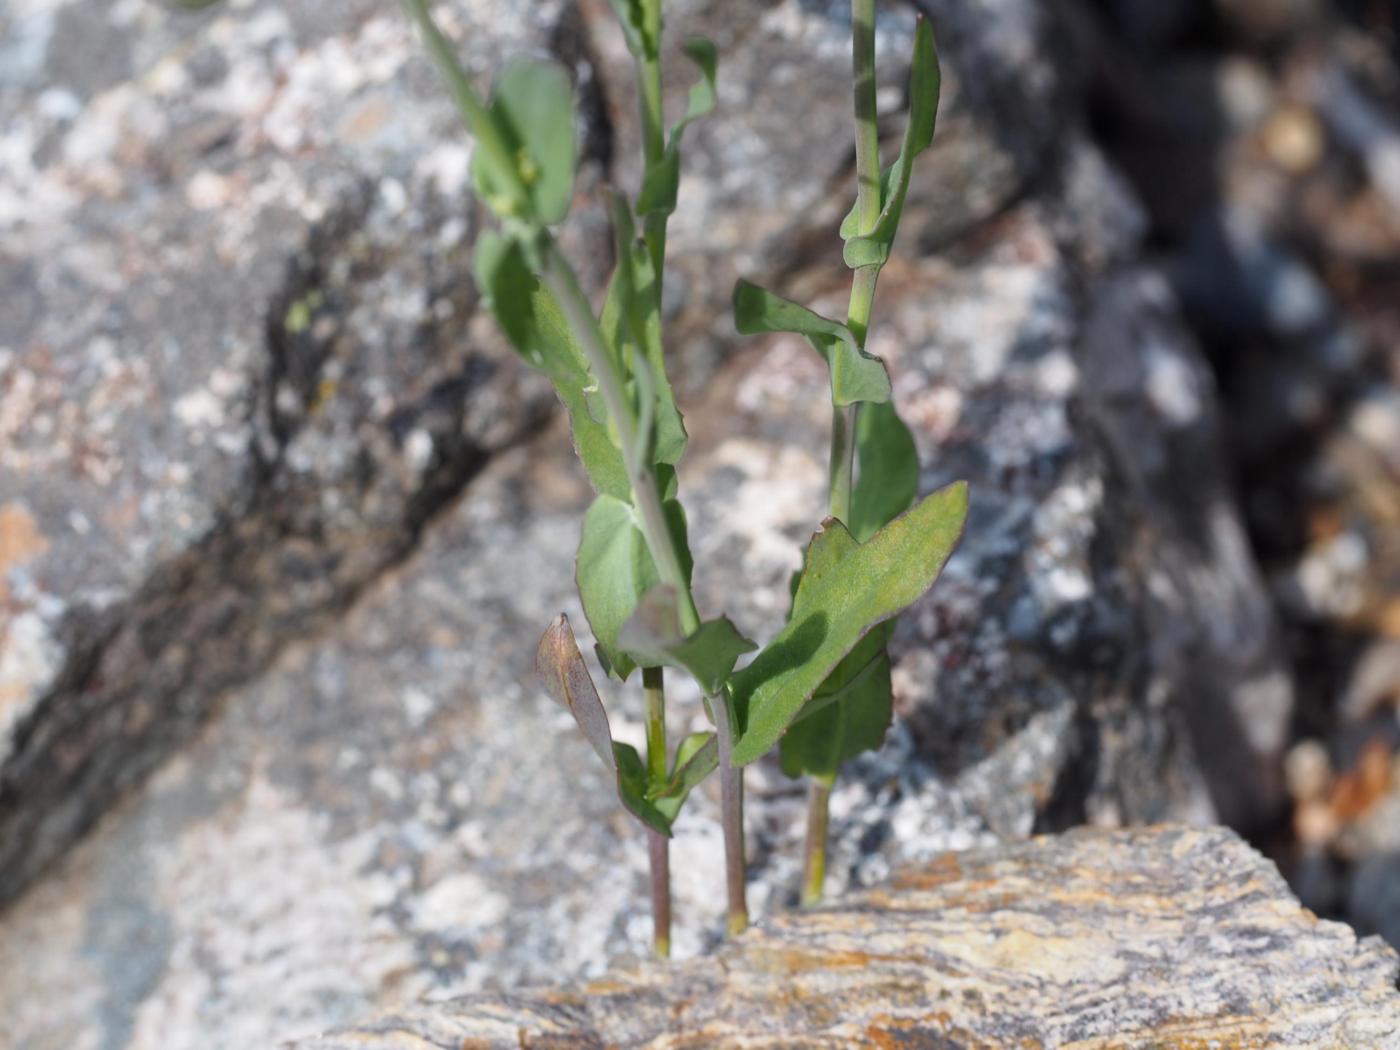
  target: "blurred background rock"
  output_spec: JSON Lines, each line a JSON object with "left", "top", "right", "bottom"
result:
{"left": 0, "top": 0, "right": 1396, "bottom": 1046}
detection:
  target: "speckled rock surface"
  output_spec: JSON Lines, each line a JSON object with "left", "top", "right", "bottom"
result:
{"left": 293, "top": 825, "right": 1400, "bottom": 1049}
{"left": 0, "top": 180, "right": 1291, "bottom": 1047}
{"left": 0, "top": 0, "right": 1083, "bottom": 911}
{"left": 0, "top": 0, "right": 1302, "bottom": 1048}
{"left": 0, "top": 0, "right": 604, "bottom": 904}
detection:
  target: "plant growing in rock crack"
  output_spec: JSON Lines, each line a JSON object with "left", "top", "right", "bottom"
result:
{"left": 731, "top": 0, "right": 942, "bottom": 905}
{"left": 400, "top": 0, "right": 966, "bottom": 954}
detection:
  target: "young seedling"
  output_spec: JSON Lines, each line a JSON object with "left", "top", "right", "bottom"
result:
{"left": 733, "top": 2, "right": 943, "bottom": 903}
{"left": 400, "top": 0, "right": 964, "bottom": 952}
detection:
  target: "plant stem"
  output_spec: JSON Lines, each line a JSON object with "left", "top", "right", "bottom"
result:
{"left": 636, "top": 49, "right": 669, "bottom": 295}
{"left": 629, "top": 3, "right": 677, "bottom": 954}
{"left": 830, "top": 261, "right": 882, "bottom": 528}
{"left": 541, "top": 242, "right": 700, "bottom": 634}
{"left": 801, "top": 779, "right": 832, "bottom": 906}
{"left": 638, "top": 55, "right": 666, "bottom": 165}
{"left": 646, "top": 826, "right": 672, "bottom": 958}
{"left": 846, "top": 263, "right": 880, "bottom": 345}
{"left": 713, "top": 692, "right": 749, "bottom": 936}
{"left": 644, "top": 666, "right": 668, "bottom": 782}
{"left": 400, "top": 0, "right": 528, "bottom": 209}
{"left": 543, "top": 240, "right": 747, "bottom": 934}
{"left": 830, "top": 0, "right": 884, "bottom": 529}
{"left": 804, "top": 0, "right": 888, "bottom": 908}
{"left": 643, "top": 666, "right": 671, "bottom": 956}
{"left": 828, "top": 403, "right": 857, "bottom": 525}
{"left": 830, "top": 254, "right": 882, "bottom": 534}
{"left": 846, "top": 0, "right": 883, "bottom": 346}
{"left": 851, "top": 0, "right": 883, "bottom": 235}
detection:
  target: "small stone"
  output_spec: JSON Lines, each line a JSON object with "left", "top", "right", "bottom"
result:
{"left": 1286, "top": 738, "right": 1333, "bottom": 803}
{"left": 1263, "top": 104, "right": 1326, "bottom": 174}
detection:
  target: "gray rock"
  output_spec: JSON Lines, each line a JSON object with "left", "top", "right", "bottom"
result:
{"left": 0, "top": 0, "right": 592, "bottom": 905}
{"left": 0, "top": 148, "right": 1291, "bottom": 1048}
{"left": 1351, "top": 852, "right": 1400, "bottom": 952}
{"left": 294, "top": 825, "right": 1400, "bottom": 1050}
{"left": 0, "top": 0, "right": 1082, "bottom": 906}
{"left": 0, "top": 0, "right": 1298, "bottom": 1046}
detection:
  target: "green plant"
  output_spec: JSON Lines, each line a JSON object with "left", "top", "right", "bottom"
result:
{"left": 401, "top": 0, "right": 965, "bottom": 953}
{"left": 733, "top": 0, "right": 942, "bottom": 904}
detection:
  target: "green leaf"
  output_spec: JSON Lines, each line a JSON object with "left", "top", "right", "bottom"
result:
{"left": 779, "top": 399, "right": 917, "bottom": 779}
{"left": 679, "top": 38, "right": 718, "bottom": 125}
{"left": 607, "top": 0, "right": 659, "bottom": 59}
{"left": 650, "top": 731, "right": 718, "bottom": 821}
{"left": 839, "top": 165, "right": 895, "bottom": 241}
{"left": 732, "top": 278, "right": 849, "bottom": 344}
{"left": 575, "top": 494, "right": 692, "bottom": 680}
{"left": 731, "top": 280, "right": 891, "bottom": 406}
{"left": 405, "top": 0, "right": 534, "bottom": 222}
{"left": 637, "top": 151, "right": 682, "bottom": 219}
{"left": 841, "top": 18, "right": 941, "bottom": 269}
{"left": 663, "top": 495, "right": 693, "bottom": 585}
{"left": 472, "top": 234, "right": 629, "bottom": 500}
{"left": 816, "top": 619, "right": 893, "bottom": 699}
{"left": 577, "top": 495, "right": 661, "bottom": 681}
{"left": 618, "top": 586, "right": 756, "bottom": 694}
{"left": 637, "top": 38, "right": 719, "bottom": 217}
{"left": 779, "top": 648, "right": 893, "bottom": 782}
{"left": 599, "top": 198, "right": 688, "bottom": 466}
{"left": 730, "top": 480, "right": 968, "bottom": 765}
{"left": 471, "top": 60, "right": 577, "bottom": 225}
{"left": 850, "top": 400, "right": 919, "bottom": 542}
{"left": 535, "top": 615, "right": 675, "bottom": 835}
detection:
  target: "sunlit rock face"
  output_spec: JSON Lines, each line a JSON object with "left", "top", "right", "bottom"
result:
{"left": 0, "top": 1, "right": 1293, "bottom": 1046}
{"left": 294, "top": 826, "right": 1400, "bottom": 1050}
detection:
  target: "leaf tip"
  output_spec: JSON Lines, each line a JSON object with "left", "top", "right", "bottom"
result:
{"left": 534, "top": 614, "right": 573, "bottom": 687}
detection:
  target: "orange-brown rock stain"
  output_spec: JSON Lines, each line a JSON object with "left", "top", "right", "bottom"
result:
{"left": 890, "top": 853, "right": 964, "bottom": 891}
{"left": 1066, "top": 1018, "right": 1273, "bottom": 1050}
{"left": 749, "top": 947, "right": 876, "bottom": 974}
{"left": 864, "top": 1012, "right": 1045, "bottom": 1049}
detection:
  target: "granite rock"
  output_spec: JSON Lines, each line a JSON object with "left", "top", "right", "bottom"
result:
{"left": 0, "top": 0, "right": 1303, "bottom": 1047}
{"left": 294, "top": 825, "right": 1400, "bottom": 1049}
{"left": 0, "top": 0, "right": 598, "bottom": 905}
{"left": 0, "top": 0, "right": 1087, "bottom": 907}
{"left": 0, "top": 158, "right": 1293, "bottom": 1046}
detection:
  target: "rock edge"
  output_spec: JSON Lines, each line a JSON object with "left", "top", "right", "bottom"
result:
{"left": 291, "top": 824, "right": 1400, "bottom": 1049}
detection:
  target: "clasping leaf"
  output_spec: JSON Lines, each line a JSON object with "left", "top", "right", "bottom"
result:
{"left": 577, "top": 495, "right": 693, "bottom": 681}
{"left": 730, "top": 480, "right": 968, "bottom": 765}
{"left": 471, "top": 60, "right": 578, "bottom": 226}
{"left": 850, "top": 399, "right": 919, "bottom": 542}
{"left": 638, "top": 38, "right": 719, "bottom": 218}
{"left": 600, "top": 197, "right": 688, "bottom": 467}
{"left": 473, "top": 233, "right": 629, "bottom": 500}
{"left": 649, "top": 731, "right": 719, "bottom": 820}
{"left": 840, "top": 17, "right": 941, "bottom": 269}
{"left": 732, "top": 279, "right": 891, "bottom": 406}
{"left": 535, "top": 615, "right": 676, "bottom": 835}
{"left": 618, "top": 585, "right": 756, "bottom": 694}
{"left": 779, "top": 400, "right": 919, "bottom": 779}
{"left": 779, "top": 647, "right": 893, "bottom": 783}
